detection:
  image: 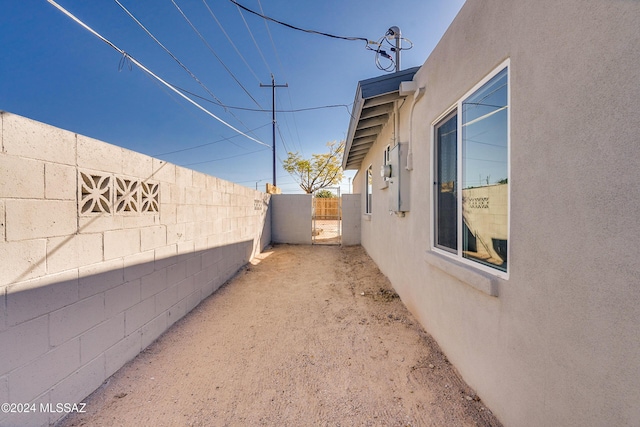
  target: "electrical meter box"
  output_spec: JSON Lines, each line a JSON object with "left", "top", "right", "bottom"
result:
{"left": 388, "top": 142, "right": 410, "bottom": 212}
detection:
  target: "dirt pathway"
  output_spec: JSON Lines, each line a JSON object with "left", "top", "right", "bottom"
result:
{"left": 59, "top": 245, "right": 502, "bottom": 427}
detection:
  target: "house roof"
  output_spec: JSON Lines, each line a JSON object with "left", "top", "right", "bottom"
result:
{"left": 342, "top": 67, "right": 420, "bottom": 170}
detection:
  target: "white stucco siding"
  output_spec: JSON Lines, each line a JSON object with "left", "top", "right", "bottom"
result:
{"left": 356, "top": 0, "right": 640, "bottom": 426}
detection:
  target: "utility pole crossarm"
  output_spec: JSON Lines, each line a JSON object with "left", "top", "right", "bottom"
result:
{"left": 260, "top": 74, "right": 288, "bottom": 187}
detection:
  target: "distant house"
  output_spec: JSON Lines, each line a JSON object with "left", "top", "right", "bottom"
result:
{"left": 342, "top": 0, "right": 640, "bottom": 426}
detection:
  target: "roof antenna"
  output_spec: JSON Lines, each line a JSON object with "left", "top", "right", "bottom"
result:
{"left": 386, "top": 26, "right": 401, "bottom": 72}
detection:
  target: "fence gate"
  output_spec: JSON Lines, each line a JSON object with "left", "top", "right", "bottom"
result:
{"left": 312, "top": 187, "right": 341, "bottom": 245}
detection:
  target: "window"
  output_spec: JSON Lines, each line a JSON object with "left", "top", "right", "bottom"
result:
{"left": 365, "top": 165, "right": 373, "bottom": 214}
{"left": 433, "top": 63, "right": 509, "bottom": 275}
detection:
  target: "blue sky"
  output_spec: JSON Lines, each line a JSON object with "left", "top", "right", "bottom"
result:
{"left": 0, "top": 0, "right": 465, "bottom": 194}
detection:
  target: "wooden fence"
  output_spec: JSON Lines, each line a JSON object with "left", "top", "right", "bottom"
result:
{"left": 313, "top": 197, "right": 341, "bottom": 220}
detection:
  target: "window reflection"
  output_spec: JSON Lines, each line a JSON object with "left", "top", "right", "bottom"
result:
{"left": 461, "top": 68, "right": 508, "bottom": 271}
{"left": 366, "top": 166, "right": 373, "bottom": 214}
{"left": 435, "top": 112, "right": 458, "bottom": 252}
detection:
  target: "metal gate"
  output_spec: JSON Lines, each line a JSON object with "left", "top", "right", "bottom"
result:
{"left": 312, "top": 187, "right": 341, "bottom": 245}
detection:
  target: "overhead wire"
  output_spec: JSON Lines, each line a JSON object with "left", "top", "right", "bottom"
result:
{"left": 169, "top": 0, "right": 264, "bottom": 109}
{"left": 228, "top": 0, "right": 372, "bottom": 46}
{"left": 46, "top": 0, "right": 270, "bottom": 148}
{"left": 181, "top": 147, "right": 270, "bottom": 166}
{"left": 113, "top": 0, "right": 263, "bottom": 141}
{"left": 255, "top": 0, "right": 303, "bottom": 155}
{"left": 201, "top": 0, "right": 262, "bottom": 84}
{"left": 166, "top": 74, "right": 354, "bottom": 116}
{"left": 152, "top": 123, "right": 271, "bottom": 156}
{"left": 234, "top": 3, "right": 272, "bottom": 76}
{"left": 113, "top": 0, "right": 226, "bottom": 108}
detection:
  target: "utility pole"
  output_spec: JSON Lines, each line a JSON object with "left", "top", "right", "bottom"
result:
{"left": 260, "top": 74, "right": 288, "bottom": 187}
{"left": 387, "top": 26, "right": 401, "bottom": 72}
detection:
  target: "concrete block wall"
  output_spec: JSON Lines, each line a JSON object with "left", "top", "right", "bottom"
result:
{"left": 0, "top": 112, "right": 271, "bottom": 427}
{"left": 340, "top": 194, "right": 361, "bottom": 246}
{"left": 270, "top": 194, "right": 312, "bottom": 244}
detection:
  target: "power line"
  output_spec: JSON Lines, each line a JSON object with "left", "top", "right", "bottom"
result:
{"left": 168, "top": 82, "right": 353, "bottom": 115}
{"left": 170, "top": 0, "right": 263, "bottom": 109}
{"left": 152, "top": 123, "right": 271, "bottom": 156}
{"left": 113, "top": 0, "right": 225, "bottom": 108}
{"left": 113, "top": 0, "right": 262, "bottom": 141}
{"left": 201, "top": 0, "right": 262, "bottom": 84}
{"left": 228, "top": 0, "right": 371, "bottom": 45}
{"left": 181, "top": 147, "right": 269, "bottom": 166}
{"left": 47, "top": 0, "right": 269, "bottom": 148}
{"left": 234, "top": 2, "right": 272, "bottom": 76}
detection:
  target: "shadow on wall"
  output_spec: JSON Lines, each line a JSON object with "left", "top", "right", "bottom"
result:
{"left": 0, "top": 240, "right": 256, "bottom": 427}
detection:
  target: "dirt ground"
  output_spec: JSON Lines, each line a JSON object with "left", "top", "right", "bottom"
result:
{"left": 59, "top": 244, "right": 502, "bottom": 427}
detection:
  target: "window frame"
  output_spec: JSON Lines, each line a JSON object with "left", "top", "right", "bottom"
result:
{"left": 430, "top": 60, "right": 510, "bottom": 279}
{"left": 365, "top": 164, "right": 373, "bottom": 215}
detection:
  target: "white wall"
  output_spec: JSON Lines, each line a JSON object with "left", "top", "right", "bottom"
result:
{"left": 271, "top": 194, "right": 312, "bottom": 245}
{"left": 340, "top": 194, "right": 361, "bottom": 246}
{"left": 353, "top": 1, "right": 640, "bottom": 426}
{"left": 0, "top": 112, "right": 270, "bottom": 427}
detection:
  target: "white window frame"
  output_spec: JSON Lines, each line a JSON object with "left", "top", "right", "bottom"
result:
{"left": 430, "top": 59, "right": 510, "bottom": 279}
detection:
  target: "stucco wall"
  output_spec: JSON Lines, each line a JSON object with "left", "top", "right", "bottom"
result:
{"left": 270, "top": 194, "right": 312, "bottom": 244}
{"left": 340, "top": 194, "right": 361, "bottom": 246}
{"left": 0, "top": 112, "right": 271, "bottom": 427}
{"left": 354, "top": 1, "right": 640, "bottom": 426}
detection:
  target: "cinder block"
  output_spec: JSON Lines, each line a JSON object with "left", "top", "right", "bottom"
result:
{"left": 186, "top": 289, "right": 202, "bottom": 313}
{"left": 47, "top": 233, "right": 103, "bottom": 275}
{"left": 166, "top": 298, "right": 187, "bottom": 327}
{"left": 5, "top": 199, "right": 77, "bottom": 241}
{"left": 78, "top": 214, "right": 124, "bottom": 233}
{"left": 0, "top": 154, "right": 45, "bottom": 199}
{"left": 177, "top": 204, "right": 195, "bottom": 224}
{"left": 2, "top": 112, "right": 76, "bottom": 165}
{"left": 186, "top": 255, "right": 202, "bottom": 277}
{"left": 166, "top": 223, "right": 186, "bottom": 245}
{"left": 0, "top": 288, "right": 5, "bottom": 333}
{"left": 105, "top": 280, "right": 141, "bottom": 318}
{"left": 0, "top": 316, "right": 49, "bottom": 375}
{"left": 9, "top": 337, "right": 80, "bottom": 403}
{"left": 50, "top": 353, "right": 105, "bottom": 411}
{"left": 167, "top": 260, "right": 187, "bottom": 286}
{"left": 50, "top": 294, "right": 105, "bottom": 347}
{"left": 124, "top": 297, "right": 155, "bottom": 336}
{"left": 78, "top": 258, "right": 124, "bottom": 299}
{"left": 141, "top": 268, "right": 167, "bottom": 300}
{"left": 122, "top": 214, "right": 159, "bottom": 230}
{"left": 45, "top": 162, "right": 76, "bottom": 200}
{"left": 152, "top": 159, "right": 175, "bottom": 184}
{"left": 104, "top": 228, "right": 140, "bottom": 260}
{"left": 175, "top": 166, "right": 193, "bottom": 187}
{"left": 7, "top": 269, "right": 78, "bottom": 326}
{"left": 185, "top": 187, "right": 200, "bottom": 204}
{"left": 105, "top": 332, "right": 141, "bottom": 378}
{"left": 122, "top": 150, "right": 153, "bottom": 179}
{"left": 154, "top": 244, "right": 177, "bottom": 270}
{"left": 0, "top": 239, "right": 47, "bottom": 287}
{"left": 141, "top": 225, "right": 166, "bottom": 251}
{"left": 177, "top": 276, "right": 195, "bottom": 301}
{"left": 192, "top": 171, "right": 207, "bottom": 188}
{"left": 160, "top": 203, "right": 177, "bottom": 226}
{"left": 80, "top": 314, "right": 125, "bottom": 364}
{"left": 155, "top": 284, "right": 178, "bottom": 315}
{"left": 0, "top": 375, "right": 7, "bottom": 407}
{"left": 140, "top": 313, "right": 167, "bottom": 350}
{"left": 177, "top": 241, "right": 195, "bottom": 262}
{"left": 0, "top": 200, "right": 4, "bottom": 242}
{"left": 77, "top": 134, "right": 123, "bottom": 173}
{"left": 0, "top": 392, "right": 49, "bottom": 427}
{"left": 124, "top": 250, "right": 154, "bottom": 282}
